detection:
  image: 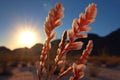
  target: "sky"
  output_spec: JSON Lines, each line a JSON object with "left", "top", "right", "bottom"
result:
{"left": 0, "top": 0, "right": 120, "bottom": 50}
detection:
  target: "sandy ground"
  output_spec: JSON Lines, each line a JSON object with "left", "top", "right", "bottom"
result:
{"left": 0, "top": 67, "right": 37, "bottom": 80}
{"left": 0, "top": 64, "right": 120, "bottom": 80}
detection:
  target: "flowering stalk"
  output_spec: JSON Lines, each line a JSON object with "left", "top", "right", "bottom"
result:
{"left": 45, "top": 31, "right": 67, "bottom": 80}
{"left": 69, "top": 63, "right": 86, "bottom": 80}
{"left": 55, "top": 31, "right": 67, "bottom": 63}
{"left": 56, "top": 3, "right": 97, "bottom": 80}
{"left": 38, "top": 3, "right": 64, "bottom": 80}
{"left": 56, "top": 40, "right": 93, "bottom": 80}
{"left": 38, "top": 2, "right": 97, "bottom": 80}
{"left": 55, "top": 3, "right": 97, "bottom": 66}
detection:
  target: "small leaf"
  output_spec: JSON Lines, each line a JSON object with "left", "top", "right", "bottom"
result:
{"left": 67, "top": 30, "right": 75, "bottom": 42}
{"left": 65, "top": 42, "right": 83, "bottom": 51}
{"left": 79, "top": 26, "right": 91, "bottom": 32}
{"left": 75, "top": 34, "right": 88, "bottom": 38}
{"left": 54, "top": 19, "right": 63, "bottom": 27}
{"left": 85, "top": 3, "right": 97, "bottom": 24}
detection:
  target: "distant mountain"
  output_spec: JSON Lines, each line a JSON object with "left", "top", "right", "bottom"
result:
{"left": 29, "top": 43, "right": 43, "bottom": 54}
{"left": 12, "top": 43, "right": 43, "bottom": 54}
{"left": 0, "top": 46, "right": 12, "bottom": 54}
{"left": 12, "top": 47, "right": 29, "bottom": 54}
{"left": 0, "top": 28, "right": 120, "bottom": 56}
{"left": 0, "top": 43, "right": 43, "bottom": 55}
{"left": 104, "top": 29, "right": 120, "bottom": 56}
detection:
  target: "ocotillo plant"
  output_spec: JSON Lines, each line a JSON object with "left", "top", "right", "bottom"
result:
{"left": 38, "top": 2, "right": 97, "bottom": 80}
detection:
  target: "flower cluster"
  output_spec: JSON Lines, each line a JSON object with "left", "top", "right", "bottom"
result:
{"left": 57, "top": 40, "right": 93, "bottom": 80}
{"left": 38, "top": 3, "right": 64, "bottom": 80}
{"left": 38, "top": 2, "right": 97, "bottom": 80}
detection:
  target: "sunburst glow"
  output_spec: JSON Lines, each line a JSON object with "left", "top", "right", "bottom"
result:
{"left": 19, "top": 31, "right": 36, "bottom": 47}
{"left": 15, "top": 22, "right": 42, "bottom": 48}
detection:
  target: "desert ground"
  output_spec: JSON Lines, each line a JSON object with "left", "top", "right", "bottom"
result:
{"left": 0, "top": 62, "right": 120, "bottom": 80}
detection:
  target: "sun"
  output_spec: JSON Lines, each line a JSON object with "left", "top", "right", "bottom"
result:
{"left": 19, "top": 30, "right": 36, "bottom": 47}
{"left": 19, "top": 31, "right": 36, "bottom": 47}
{"left": 16, "top": 23, "right": 39, "bottom": 48}
{"left": 13, "top": 21, "right": 44, "bottom": 49}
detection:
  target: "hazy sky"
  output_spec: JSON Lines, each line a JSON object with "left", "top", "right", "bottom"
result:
{"left": 0, "top": 0, "right": 120, "bottom": 49}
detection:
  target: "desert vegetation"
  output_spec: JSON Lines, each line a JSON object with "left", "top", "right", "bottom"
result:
{"left": 38, "top": 2, "right": 97, "bottom": 80}
{"left": 0, "top": 2, "right": 120, "bottom": 80}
